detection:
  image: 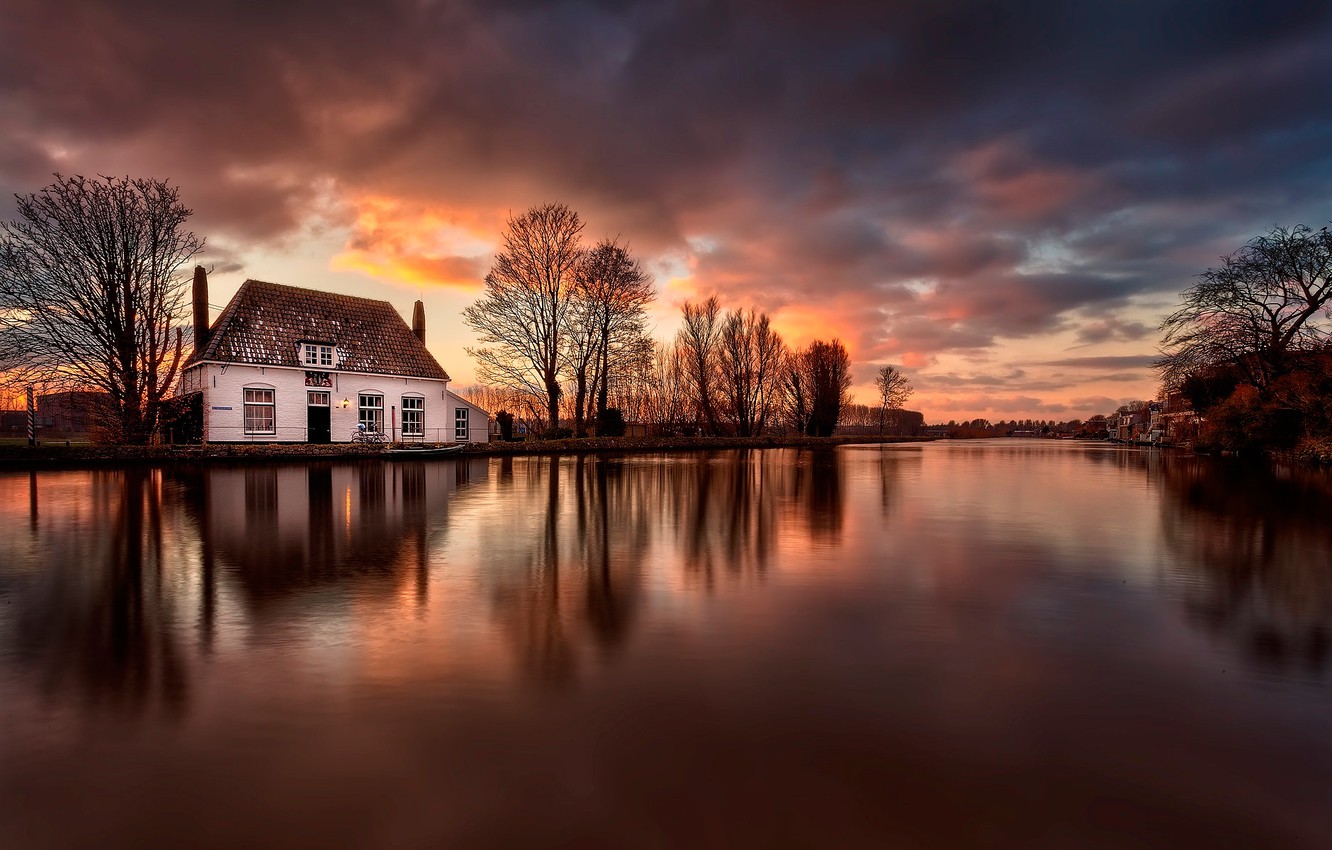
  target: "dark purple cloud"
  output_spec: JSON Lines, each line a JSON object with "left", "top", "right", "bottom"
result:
{"left": 2, "top": 0, "right": 1330, "bottom": 411}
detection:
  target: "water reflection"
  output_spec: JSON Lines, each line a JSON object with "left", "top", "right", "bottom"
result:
{"left": 475, "top": 451, "right": 844, "bottom": 685}
{"left": 189, "top": 461, "right": 473, "bottom": 607}
{"left": 9, "top": 469, "right": 189, "bottom": 718}
{"left": 1159, "top": 458, "right": 1332, "bottom": 675}
{"left": 2, "top": 447, "right": 1331, "bottom": 847}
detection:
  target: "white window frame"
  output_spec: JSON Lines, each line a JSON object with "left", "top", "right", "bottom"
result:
{"left": 302, "top": 343, "right": 335, "bottom": 368}
{"left": 359, "top": 393, "right": 384, "bottom": 433}
{"left": 454, "top": 407, "right": 469, "bottom": 442}
{"left": 307, "top": 391, "right": 330, "bottom": 407}
{"left": 401, "top": 396, "right": 424, "bottom": 438}
{"left": 243, "top": 387, "right": 276, "bottom": 435}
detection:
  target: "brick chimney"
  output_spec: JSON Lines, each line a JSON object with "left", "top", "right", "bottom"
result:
{"left": 412, "top": 299, "right": 425, "bottom": 344}
{"left": 192, "top": 266, "right": 210, "bottom": 351}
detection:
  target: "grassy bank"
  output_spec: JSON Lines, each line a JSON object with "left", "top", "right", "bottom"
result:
{"left": 0, "top": 434, "right": 933, "bottom": 469}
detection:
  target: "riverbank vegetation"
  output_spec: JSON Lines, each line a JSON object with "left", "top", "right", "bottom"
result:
{"left": 0, "top": 433, "right": 932, "bottom": 469}
{"left": 1156, "top": 224, "right": 1332, "bottom": 459}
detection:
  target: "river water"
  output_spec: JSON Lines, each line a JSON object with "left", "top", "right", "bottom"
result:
{"left": 1, "top": 442, "right": 1329, "bottom": 848}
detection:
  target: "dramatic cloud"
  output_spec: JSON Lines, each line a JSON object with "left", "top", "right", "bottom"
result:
{"left": 3, "top": 0, "right": 1331, "bottom": 418}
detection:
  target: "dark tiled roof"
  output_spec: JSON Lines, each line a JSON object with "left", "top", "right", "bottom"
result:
{"left": 187, "top": 280, "right": 449, "bottom": 380}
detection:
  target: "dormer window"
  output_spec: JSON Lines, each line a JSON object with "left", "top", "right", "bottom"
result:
{"left": 302, "top": 343, "right": 335, "bottom": 368}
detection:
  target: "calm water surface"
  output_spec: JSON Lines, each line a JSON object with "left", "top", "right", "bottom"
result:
{"left": 1, "top": 443, "right": 1330, "bottom": 848}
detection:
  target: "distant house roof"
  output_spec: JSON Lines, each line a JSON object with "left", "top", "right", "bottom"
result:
{"left": 187, "top": 280, "right": 449, "bottom": 381}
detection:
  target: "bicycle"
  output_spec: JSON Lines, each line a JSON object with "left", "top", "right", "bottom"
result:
{"left": 350, "top": 424, "right": 388, "bottom": 446}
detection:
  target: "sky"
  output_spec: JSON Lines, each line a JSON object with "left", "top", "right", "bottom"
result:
{"left": 2, "top": 0, "right": 1331, "bottom": 422}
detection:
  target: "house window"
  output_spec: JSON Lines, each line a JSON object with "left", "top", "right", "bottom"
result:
{"left": 302, "top": 344, "right": 335, "bottom": 368}
{"left": 402, "top": 396, "right": 424, "bottom": 437}
{"left": 243, "top": 388, "right": 275, "bottom": 435}
{"left": 455, "top": 408, "right": 469, "bottom": 442}
{"left": 308, "top": 391, "right": 330, "bottom": 407}
{"left": 359, "top": 393, "right": 384, "bottom": 433}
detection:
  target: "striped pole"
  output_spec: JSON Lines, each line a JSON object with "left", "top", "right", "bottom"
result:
{"left": 26, "top": 386, "right": 35, "bottom": 446}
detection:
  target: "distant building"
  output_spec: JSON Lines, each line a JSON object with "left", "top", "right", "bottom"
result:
{"left": 37, "top": 391, "right": 111, "bottom": 435}
{"left": 178, "top": 268, "right": 488, "bottom": 444}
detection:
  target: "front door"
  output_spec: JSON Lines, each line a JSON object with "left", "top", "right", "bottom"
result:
{"left": 307, "top": 392, "right": 331, "bottom": 443}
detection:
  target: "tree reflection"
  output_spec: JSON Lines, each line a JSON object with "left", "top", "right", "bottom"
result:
{"left": 483, "top": 449, "right": 845, "bottom": 685}
{"left": 1160, "top": 458, "right": 1332, "bottom": 675}
{"left": 487, "top": 455, "right": 650, "bottom": 688}
{"left": 12, "top": 469, "right": 189, "bottom": 718}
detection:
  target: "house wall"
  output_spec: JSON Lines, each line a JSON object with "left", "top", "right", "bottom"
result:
{"left": 445, "top": 391, "right": 491, "bottom": 445}
{"left": 189, "top": 362, "right": 470, "bottom": 443}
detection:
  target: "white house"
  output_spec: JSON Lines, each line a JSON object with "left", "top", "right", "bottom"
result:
{"left": 179, "top": 268, "right": 489, "bottom": 444}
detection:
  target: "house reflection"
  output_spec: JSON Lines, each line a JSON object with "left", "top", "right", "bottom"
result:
{"left": 183, "top": 459, "right": 486, "bottom": 610}
{"left": 1159, "top": 458, "right": 1332, "bottom": 676}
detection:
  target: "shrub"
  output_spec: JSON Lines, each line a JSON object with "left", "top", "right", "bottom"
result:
{"left": 495, "top": 410, "right": 514, "bottom": 441}
{"left": 597, "top": 407, "right": 626, "bottom": 437}
{"left": 541, "top": 426, "right": 573, "bottom": 440}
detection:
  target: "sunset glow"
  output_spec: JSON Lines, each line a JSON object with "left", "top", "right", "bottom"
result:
{"left": 2, "top": 1, "right": 1329, "bottom": 421}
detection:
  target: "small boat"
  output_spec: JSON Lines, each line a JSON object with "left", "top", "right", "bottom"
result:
{"left": 385, "top": 443, "right": 466, "bottom": 458}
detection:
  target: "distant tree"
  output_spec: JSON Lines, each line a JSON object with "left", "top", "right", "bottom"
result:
{"left": 464, "top": 203, "right": 584, "bottom": 430}
{"left": 1157, "top": 225, "right": 1332, "bottom": 393}
{"left": 718, "top": 308, "right": 786, "bottom": 436}
{"left": 676, "top": 296, "right": 724, "bottom": 435}
{"left": 874, "top": 364, "right": 914, "bottom": 434}
{"left": 641, "top": 341, "right": 689, "bottom": 435}
{"left": 0, "top": 174, "right": 204, "bottom": 444}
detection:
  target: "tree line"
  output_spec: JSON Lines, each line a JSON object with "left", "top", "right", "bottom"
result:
{"left": 464, "top": 203, "right": 914, "bottom": 439}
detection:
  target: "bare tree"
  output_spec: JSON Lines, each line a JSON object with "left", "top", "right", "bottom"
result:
{"left": 781, "top": 348, "right": 812, "bottom": 436}
{"left": 641, "top": 340, "right": 689, "bottom": 435}
{"left": 573, "top": 239, "right": 655, "bottom": 435}
{"left": 676, "top": 296, "right": 724, "bottom": 435}
{"left": 718, "top": 308, "right": 787, "bottom": 436}
{"left": 783, "top": 339, "right": 852, "bottom": 437}
{"left": 1158, "top": 224, "right": 1332, "bottom": 393}
{"left": 603, "top": 333, "right": 656, "bottom": 426}
{"left": 0, "top": 175, "right": 203, "bottom": 444}
{"left": 464, "top": 203, "right": 584, "bottom": 431}
{"left": 874, "top": 364, "right": 914, "bottom": 434}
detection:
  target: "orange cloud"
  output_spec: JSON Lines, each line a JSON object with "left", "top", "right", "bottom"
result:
{"left": 330, "top": 197, "right": 501, "bottom": 290}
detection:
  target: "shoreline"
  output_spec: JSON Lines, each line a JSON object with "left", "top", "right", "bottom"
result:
{"left": 0, "top": 435, "right": 935, "bottom": 470}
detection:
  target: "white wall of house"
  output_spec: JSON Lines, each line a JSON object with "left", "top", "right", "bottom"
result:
{"left": 185, "top": 362, "right": 485, "bottom": 443}
{"left": 445, "top": 390, "right": 491, "bottom": 445}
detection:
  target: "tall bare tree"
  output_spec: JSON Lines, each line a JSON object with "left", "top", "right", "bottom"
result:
{"left": 874, "top": 364, "right": 914, "bottom": 434}
{"left": 0, "top": 175, "right": 203, "bottom": 444}
{"left": 565, "top": 239, "right": 655, "bottom": 435}
{"left": 464, "top": 203, "right": 585, "bottom": 431}
{"left": 1158, "top": 224, "right": 1332, "bottom": 393}
{"left": 718, "top": 308, "right": 787, "bottom": 436}
{"left": 676, "top": 295, "right": 724, "bottom": 435}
